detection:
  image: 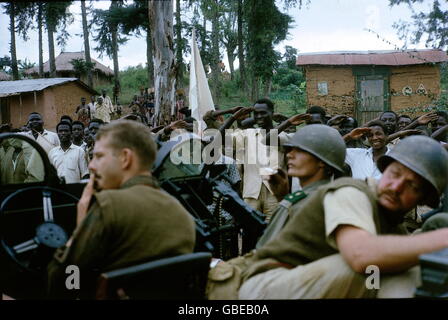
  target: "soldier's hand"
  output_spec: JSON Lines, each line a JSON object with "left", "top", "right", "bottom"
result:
{"left": 272, "top": 113, "right": 289, "bottom": 123}
{"left": 229, "top": 106, "right": 244, "bottom": 114}
{"left": 288, "top": 113, "right": 312, "bottom": 126}
{"left": 232, "top": 107, "right": 253, "bottom": 120}
{"left": 348, "top": 127, "right": 372, "bottom": 140}
{"left": 417, "top": 112, "right": 439, "bottom": 125}
{"left": 77, "top": 175, "right": 95, "bottom": 226}
{"left": 363, "top": 116, "right": 380, "bottom": 127}
{"left": 264, "top": 168, "right": 289, "bottom": 202}
{"left": 327, "top": 115, "right": 347, "bottom": 126}
{"left": 168, "top": 120, "right": 189, "bottom": 131}
{"left": 396, "top": 129, "right": 422, "bottom": 138}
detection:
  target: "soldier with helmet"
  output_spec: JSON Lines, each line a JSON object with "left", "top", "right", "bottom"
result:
{"left": 208, "top": 134, "right": 448, "bottom": 299}
{"left": 256, "top": 124, "right": 347, "bottom": 248}
{"left": 234, "top": 135, "right": 448, "bottom": 299}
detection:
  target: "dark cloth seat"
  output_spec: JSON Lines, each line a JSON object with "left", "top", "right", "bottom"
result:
{"left": 96, "top": 252, "right": 212, "bottom": 300}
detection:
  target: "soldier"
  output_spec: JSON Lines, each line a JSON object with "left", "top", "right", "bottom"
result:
{"left": 256, "top": 124, "right": 346, "bottom": 248}
{"left": 47, "top": 120, "right": 196, "bottom": 299}
{"left": 236, "top": 135, "right": 448, "bottom": 299}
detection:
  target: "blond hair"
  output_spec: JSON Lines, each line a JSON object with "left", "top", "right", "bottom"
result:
{"left": 96, "top": 120, "right": 156, "bottom": 169}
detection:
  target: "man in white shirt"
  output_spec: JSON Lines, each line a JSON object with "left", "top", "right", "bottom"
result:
{"left": 22, "top": 112, "right": 60, "bottom": 154}
{"left": 344, "top": 120, "right": 390, "bottom": 180}
{"left": 48, "top": 122, "right": 89, "bottom": 184}
{"left": 217, "top": 100, "right": 303, "bottom": 221}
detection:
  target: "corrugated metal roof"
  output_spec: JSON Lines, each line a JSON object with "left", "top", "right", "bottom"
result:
{"left": 296, "top": 49, "right": 448, "bottom": 66}
{"left": 0, "top": 78, "right": 96, "bottom": 97}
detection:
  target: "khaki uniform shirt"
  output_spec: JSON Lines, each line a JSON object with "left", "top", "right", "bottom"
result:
{"left": 241, "top": 177, "right": 408, "bottom": 282}
{"left": 256, "top": 179, "right": 330, "bottom": 248}
{"left": 47, "top": 175, "right": 196, "bottom": 298}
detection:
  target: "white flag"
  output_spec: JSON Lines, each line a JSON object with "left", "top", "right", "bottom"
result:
{"left": 189, "top": 29, "right": 215, "bottom": 134}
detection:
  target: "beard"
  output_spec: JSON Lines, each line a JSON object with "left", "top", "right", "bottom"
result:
{"left": 378, "top": 190, "right": 407, "bottom": 225}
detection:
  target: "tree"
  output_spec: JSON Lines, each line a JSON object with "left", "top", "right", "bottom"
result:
{"left": 175, "top": 0, "right": 184, "bottom": 88}
{"left": 390, "top": 0, "right": 448, "bottom": 50}
{"left": 110, "top": 0, "right": 154, "bottom": 88}
{"left": 220, "top": 0, "right": 238, "bottom": 80}
{"left": 149, "top": 0, "right": 176, "bottom": 126}
{"left": 70, "top": 58, "right": 96, "bottom": 79}
{"left": 245, "top": 0, "right": 292, "bottom": 99}
{"left": 81, "top": 0, "right": 93, "bottom": 87}
{"left": 201, "top": 0, "right": 224, "bottom": 104}
{"left": 237, "top": 0, "right": 248, "bottom": 95}
{"left": 43, "top": 2, "right": 74, "bottom": 77}
{"left": 2, "top": 2, "right": 19, "bottom": 80}
{"left": 283, "top": 45, "right": 298, "bottom": 69}
{"left": 92, "top": 1, "right": 128, "bottom": 102}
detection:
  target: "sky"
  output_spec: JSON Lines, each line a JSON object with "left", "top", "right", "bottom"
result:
{"left": 0, "top": 0, "right": 442, "bottom": 72}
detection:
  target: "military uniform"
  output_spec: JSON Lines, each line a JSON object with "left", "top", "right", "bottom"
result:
{"left": 47, "top": 175, "right": 196, "bottom": 298}
{"left": 256, "top": 179, "right": 330, "bottom": 248}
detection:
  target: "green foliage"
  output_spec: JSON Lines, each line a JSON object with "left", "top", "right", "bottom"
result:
{"left": 245, "top": 0, "right": 293, "bottom": 82}
{"left": 92, "top": 3, "right": 129, "bottom": 59}
{"left": 391, "top": 0, "right": 448, "bottom": 49}
{"left": 70, "top": 58, "right": 96, "bottom": 78}
{"left": 97, "top": 65, "right": 149, "bottom": 104}
{"left": 42, "top": 2, "right": 74, "bottom": 49}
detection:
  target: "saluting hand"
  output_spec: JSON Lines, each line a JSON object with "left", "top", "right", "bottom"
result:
{"left": 288, "top": 113, "right": 312, "bottom": 126}
{"left": 265, "top": 168, "right": 290, "bottom": 202}
{"left": 347, "top": 127, "right": 372, "bottom": 140}
{"left": 417, "top": 112, "right": 439, "bottom": 125}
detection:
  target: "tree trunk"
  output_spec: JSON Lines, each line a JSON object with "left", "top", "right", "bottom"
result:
{"left": 175, "top": 0, "right": 183, "bottom": 89}
{"left": 263, "top": 77, "right": 272, "bottom": 97}
{"left": 81, "top": 0, "right": 93, "bottom": 87}
{"left": 47, "top": 22, "right": 56, "bottom": 78}
{"left": 149, "top": 0, "right": 176, "bottom": 126}
{"left": 251, "top": 76, "right": 259, "bottom": 102}
{"left": 146, "top": 27, "right": 154, "bottom": 89}
{"left": 38, "top": 3, "right": 44, "bottom": 77}
{"left": 227, "top": 48, "right": 235, "bottom": 80}
{"left": 210, "top": 2, "right": 220, "bottom": 104}
{"left": 111, "top": 1, "right": 120, "bottom": 105}
{"left": 237, "top": 0, "right": 247, "bottom": 95}
{"left": 9, "top": 2, "right": 19, "bottom": 80}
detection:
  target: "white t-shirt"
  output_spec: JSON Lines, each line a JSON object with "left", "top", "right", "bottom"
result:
{"left": 345, "top": 147, "right": 390, "bottom": 180}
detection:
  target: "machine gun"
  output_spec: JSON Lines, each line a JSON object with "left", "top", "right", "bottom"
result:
{"left": 415, "top": 186, "right": 448, "bottom": 298}
{"left": 153, "top": 137, "right": 267, "bottom": 259}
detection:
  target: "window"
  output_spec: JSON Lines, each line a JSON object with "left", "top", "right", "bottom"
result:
{"left": 318, "top": 82, "right": 328, "bottom": 95}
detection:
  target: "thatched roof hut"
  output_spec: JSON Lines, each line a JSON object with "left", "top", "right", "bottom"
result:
{"left": 0, "top": 71, "right": 12, "bottom": 81}
{"left": 24, "top": 52, "right": 113, "bottom": 87}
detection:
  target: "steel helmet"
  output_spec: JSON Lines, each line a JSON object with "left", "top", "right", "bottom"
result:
{"left": 377, "top": 135, "right": 448, "bottom": 208}
{"left": 282, "top": 124, "right": 346, "bottom": 173}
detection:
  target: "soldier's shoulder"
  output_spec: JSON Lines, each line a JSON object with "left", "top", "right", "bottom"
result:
{"left": 284, "top": 190, "right": 307, "bottom": 205}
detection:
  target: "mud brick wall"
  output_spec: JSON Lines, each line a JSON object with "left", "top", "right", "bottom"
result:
{"left": 389, "top": 64, "right": 440, "bottom": 118}
{"left": 304, "top": 66, "right": 356, "bottom": 117}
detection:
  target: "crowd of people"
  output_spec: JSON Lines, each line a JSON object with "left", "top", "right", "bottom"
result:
{"left": 1, "top": 93, "right": 448, "bottom": 299}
